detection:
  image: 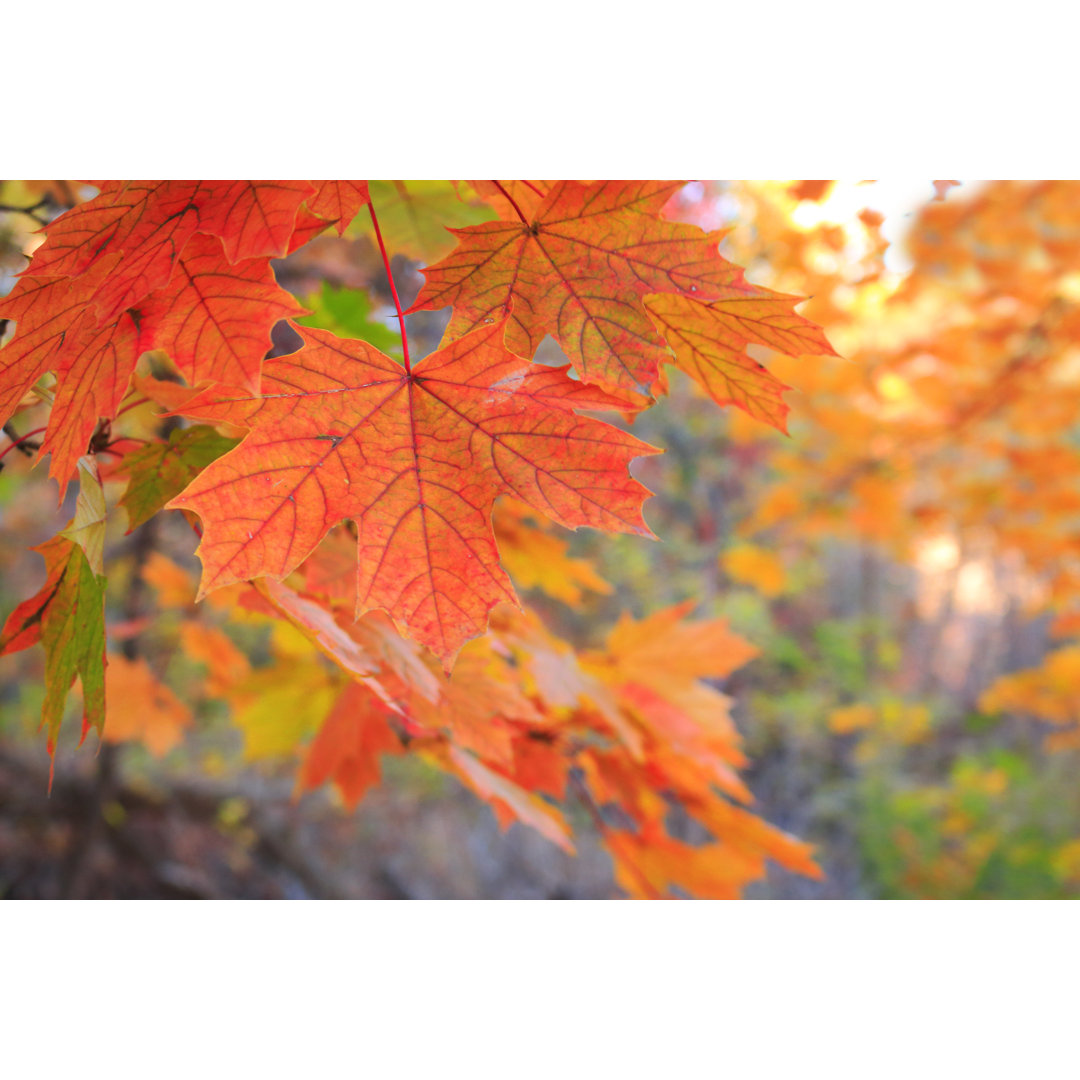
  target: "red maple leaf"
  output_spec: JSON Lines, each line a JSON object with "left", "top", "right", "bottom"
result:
{"left": 296, "top": 682, "right": 403, "bottom": 809}
{"left": 135, "top": 233, "right": 306, "bottom": 393}
{"left": 169, "top": 319, "right": 658, "bottom": 665}
{"left": 26, "top": 181, "right": 314, "bottom": 318}
{"left": 305, "top": 181, "right": 371, "bottom": 236}
{"left": 0, "top": 183, "right": 328, "bottom": 487}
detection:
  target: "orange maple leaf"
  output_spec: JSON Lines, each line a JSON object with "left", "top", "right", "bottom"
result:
{"left": 409, "top": 181, "right": 758, "bottom": 393}
{"left": 0, "top": 182, "right": 339, "bottom": 488}
{"left": 409, "top": 180, "right": 834, "bottom": 425}
{"left": 297, "top": 682, "right": 403, "bottom": 809}
{"left": 0, "top": 258, "right": 140, "bottom": 489}
{"left": 102, "top": 653, "right": 192, "bottom": 756}
{"left": 169, "top": 320, "right": 658, "bottom": 666}
{"left": 408, "top": 645, "right": 542, "bottom": 767}
{"left": 445, "top": 745, "right": 574, "bottom": 854}
{"left": 305, "top": 181, "right": 371, "bottom": 237}
{"left": 135, "top": 233, "right": 306, "bottom": 393}
{"left": 28, "top": 182, "right": 313, "bottom": 315}
{"left": 469, "top": 180, "right": 553, "bottom": 221}
{"left": 642, "top": 290, "right": 834, "bottom": 431}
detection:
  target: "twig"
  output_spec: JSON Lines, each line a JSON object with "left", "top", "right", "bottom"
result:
{"left": 0, "top": 196, "right": 52, "bottom": 225}
{"left": 0, "top": 424, "right": 46, "bottom": 464}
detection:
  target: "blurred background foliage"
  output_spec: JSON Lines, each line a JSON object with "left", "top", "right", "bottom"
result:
{"left": 3, "top": 179, "right": 1080, "bottom": 898}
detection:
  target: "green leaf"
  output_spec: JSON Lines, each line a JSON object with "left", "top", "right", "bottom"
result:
{"left": 0, "top": 533, "right": 107, "bottom": 755}
{"left": 351, "top": 181, "right": 494, "bottom": 263}
{"left": 298, "top": 283, "right": 403, "bottom": 356}
{"left": 61, "top": 457, "right": 106, "bottom": 574}
{"left": 119, "top": 425, "right": 238, "bottom": 531}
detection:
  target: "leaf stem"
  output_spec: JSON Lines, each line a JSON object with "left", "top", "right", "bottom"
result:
{"left": 366, "top": 199, "right": 411, "bottom": 374}
{"left": 0, "top": 196, "right": 52, "bottom": 226}
{"left": 491, "top": 181, "right": 529, "bottom": 226}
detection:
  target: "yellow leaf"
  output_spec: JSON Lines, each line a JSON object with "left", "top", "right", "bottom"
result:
{"left": 828, "top": 703, "right": 875, "bottom": 734}
{"left": 231, "top": 663, "right": 337, "bottom": 760}
{"left": 721, "top": 543, "right": 787, "bottom": 596}
{"left": 495, "top": 499, "right": 611, "bottom": 604}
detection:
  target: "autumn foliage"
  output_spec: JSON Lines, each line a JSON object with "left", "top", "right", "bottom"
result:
{"left": 0, "top": 180, "right": 837, "bottom": 898}
{"left": 681, "top": 180, "right": 1080, "bottom": 896}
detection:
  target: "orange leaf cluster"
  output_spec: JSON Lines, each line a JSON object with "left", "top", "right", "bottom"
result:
{"left": 0, "top": 181, "right": 369, "bottom": 490}
{"left": 0, "top": 180, "right": 837, "bottom": 897}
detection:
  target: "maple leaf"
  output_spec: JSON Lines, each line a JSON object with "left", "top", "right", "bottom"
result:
{"left": 254, "top": 578, "right": 397, "bottom": 711}
{"left": 60, "top": 457, "right": 107, "bottom": 575}
{"left": 305, "top": 181, "right": 371, "bottom": 237}
{"left": 25, "top": 180, "right": 313, "bottom": 316}
{"left": 0, "top": 185, "right": 319, "bottom": 489}
{"left": 445, "top": 745, "right": 574, "bottom": 854}
{"left": 118, "top": 425, "right": 239, "bottom": 531}
{"left": 408, "top": 643, "right": 542, "bottom": 767}
{"left": 0, "top": 258, "right": 133, "bottom": 486}
{"left": 178, "top": 180, "right": 318, "bottom": 266}
{"left": 102, "top": 654, "right": 192, "bottom": 756}
{"left": 168, "top": 319, "right": 658, "bottom": 666}
{"left": 642, "top": 290, "right": 836, "bottom": 431}
{"left": 607, "top": 827, "right": 764, "bottom": 899}
{"left": 354, "top": 181, "right": 494, "bottom": 262}
{"left": 26, "top": 182, "right": 206, "bottom": 317}
{"left": 297, "top": 682, "right": 404, "bottom": 809}
{"left": 41, "top": 312, "right": 140, "bottom": 491}
{"left": 135, "top": 233, "right": 307, "bottom": 393}
{"left": 596, "top": 601, "right": 759, "bottom": 686}
{"left": 470, "top": 181, "right": 553, "bottom": 221}
{"left": 494, "top": 498, "right": 612, "bottom": 604}
{"left": 178, "top": 621, "right": 252, "bottom": 696}
{"left": 0, "top": 532, "right": 106, "bottom": 756}
{"left": 409, "top": 180, "right": 824, "bottom": 411}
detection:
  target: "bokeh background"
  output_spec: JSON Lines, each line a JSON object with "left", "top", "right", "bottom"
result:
{"left": 3, "top": 179, "right": 1080, "bottom": 899}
